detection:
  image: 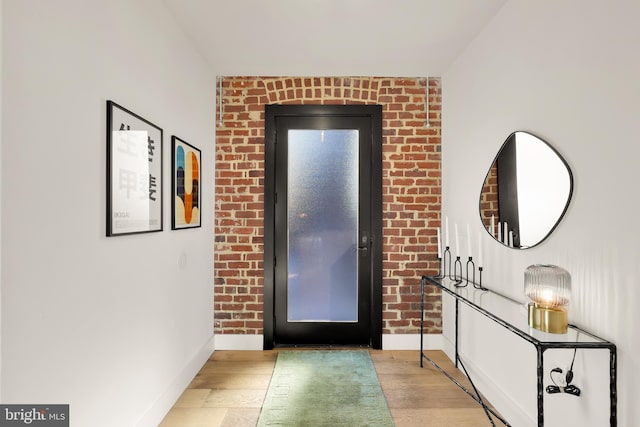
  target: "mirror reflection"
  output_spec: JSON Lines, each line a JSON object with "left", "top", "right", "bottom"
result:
{"left": 479, "top": 131, "right": 573, "bottom": 249}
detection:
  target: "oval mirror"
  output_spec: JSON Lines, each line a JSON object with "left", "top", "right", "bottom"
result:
{"left": 479, "top": 131, "right": 573, "bottom": 249}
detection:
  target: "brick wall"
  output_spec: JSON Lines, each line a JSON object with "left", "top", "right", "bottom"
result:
{"left": 214, "top": 76, "right": 442, "bottom": 337}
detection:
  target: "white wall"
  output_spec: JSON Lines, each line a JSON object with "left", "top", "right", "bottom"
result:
{"left": 442, "top": 1, "right": 640, "bottom": 426}
{"left": 1, "top": 1, "right": 216, "bottom": 426}
{"left": 0, "top": 0, "right": 3, "bottom": 403}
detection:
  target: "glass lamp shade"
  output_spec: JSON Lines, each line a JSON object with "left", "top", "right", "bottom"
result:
{"left": 524, "top": 264, "right": 571, "bottom": 333}
{"left": 524, "top": 264, "right": 571, "bottom": 307}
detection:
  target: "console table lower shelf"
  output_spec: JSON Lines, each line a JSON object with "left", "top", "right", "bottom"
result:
{"left": 419, "top": 274, "right": 617, "bottom": 427}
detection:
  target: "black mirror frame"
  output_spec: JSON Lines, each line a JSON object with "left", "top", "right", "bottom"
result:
{"left": 479, "top": 131, "right": 574, "bottom": 249}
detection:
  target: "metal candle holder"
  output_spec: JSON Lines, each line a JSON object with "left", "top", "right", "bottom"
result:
{"left": 436, "top": 255, "right": 487, "bottom": 291}
{"left": 465, "top": 257, "right": 475, "bottom": 286}
{"left": 435, "top": 246, "right": 452, "bottom": 279}
{"left": 433, "top": 244, "right": 487, "bottom": 290}
{"left": 474, "top": 266, "right": 487, "bottom": 290}
{"left": 453, "top": 256, "right": 463, "bottom": 285}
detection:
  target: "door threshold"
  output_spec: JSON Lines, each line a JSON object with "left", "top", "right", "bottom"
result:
{"left": 274, "top": 344, "right": 371, "bottom": 349}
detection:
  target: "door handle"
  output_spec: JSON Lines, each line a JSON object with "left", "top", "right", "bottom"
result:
{"left": 359, "top": 234, "right": 369, "bottom": 248}
{"left": 358, "top": 234, "right": 370, "bottom": 253}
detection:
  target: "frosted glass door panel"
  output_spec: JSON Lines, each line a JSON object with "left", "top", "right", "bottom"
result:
{"left": 287, "top": 130, "right": 359, "bottom": 322}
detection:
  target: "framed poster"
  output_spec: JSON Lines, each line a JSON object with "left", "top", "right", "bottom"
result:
{"left": 106, "top": 100, "right": 163, "bottom": 236}
{"left": 172, "top": 136, "right": 201, "bottom": 229}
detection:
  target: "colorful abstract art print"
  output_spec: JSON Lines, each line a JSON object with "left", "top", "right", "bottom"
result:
{"left": 172, "top": 136, "right": 201, "bottom": 229}
{"left": 106, "top": 100, "right": 163, "bottom": 236}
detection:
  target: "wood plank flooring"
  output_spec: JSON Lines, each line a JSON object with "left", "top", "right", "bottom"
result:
{"left": 159, "top": 350, "right": 495, "bottom": 427}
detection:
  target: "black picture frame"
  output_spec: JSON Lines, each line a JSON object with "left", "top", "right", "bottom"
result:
{"left": 171, "top": 136, "right": 202, "bottom": 230}
{"left": 106, "top": 100, "right": 163, "bottom": 236}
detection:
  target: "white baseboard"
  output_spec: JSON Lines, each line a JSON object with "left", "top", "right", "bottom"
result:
{"left": 136, "top": 335, "right": 215, "bottom": 427}
{"left": 214, "top": 334, "right": 264, "bottom": 350}
{"left": 442, "top": 333, "right": 455, "bottom": 361}
{"left": 382, "top": 333, "right": 443, "bottom": 350}
{"left": 212, "top": 334, "right": 444, "bottom": 351}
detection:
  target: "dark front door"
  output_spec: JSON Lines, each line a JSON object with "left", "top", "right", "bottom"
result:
{"left": 264, "top": 105, "right": 382, "bottom": 348}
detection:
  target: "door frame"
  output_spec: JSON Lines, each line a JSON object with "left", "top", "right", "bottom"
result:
{"left": 263, "top": 104, "right": 383, "bottom": 349}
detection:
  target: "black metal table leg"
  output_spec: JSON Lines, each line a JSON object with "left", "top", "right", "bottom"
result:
{"left": 537, "top": 346, "right": 544, "bottom": 427}
{"left": 610, "top": 347, "right": 617, "bottom": 426}
{"left": 420, "top": 276, "right": 425, "bottom": 367}
{"left": 455, "top": 298, "right": 459, "bottom": 368}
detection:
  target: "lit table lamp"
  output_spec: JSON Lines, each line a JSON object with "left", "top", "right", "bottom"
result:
{"left": 525, "top": 264, "right": 571, "bottom": 334}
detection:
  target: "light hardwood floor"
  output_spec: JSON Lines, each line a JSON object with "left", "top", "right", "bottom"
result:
{"left": 159, "top": 350, "right": 494, "bottom": 427}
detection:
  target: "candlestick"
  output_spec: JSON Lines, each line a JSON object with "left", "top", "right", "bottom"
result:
{"left": 454, "top": 223, "right": 460, "bottom": 256}
{"left": 478, "top": 231, "right": 483, "bottom": 267}
{"left": 497, "top": 221, "right": 502, "bottom": 242}
{"left": 437, "top": 228, "right": 442, "bottom": 258}
{"left": 466, "top": 224, "right": 472, "bottom": 256}
{"left": 445, "top": 216, "right": 450, "bottom": 247}
{"left": 509, "top": 231, "right": 514, "bottom": 247}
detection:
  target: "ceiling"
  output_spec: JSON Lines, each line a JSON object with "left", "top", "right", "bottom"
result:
{"left": 163, "top": 0, "right": 507, "bottom": 77}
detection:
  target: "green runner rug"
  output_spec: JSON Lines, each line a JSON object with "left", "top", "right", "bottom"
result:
{"left": 257, "top": 350, "right": 394, "bottom": 427}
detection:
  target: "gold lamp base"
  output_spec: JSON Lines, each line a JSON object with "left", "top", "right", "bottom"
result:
{"left": 527, "top": 303, "right": 568, "bottom": 334}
